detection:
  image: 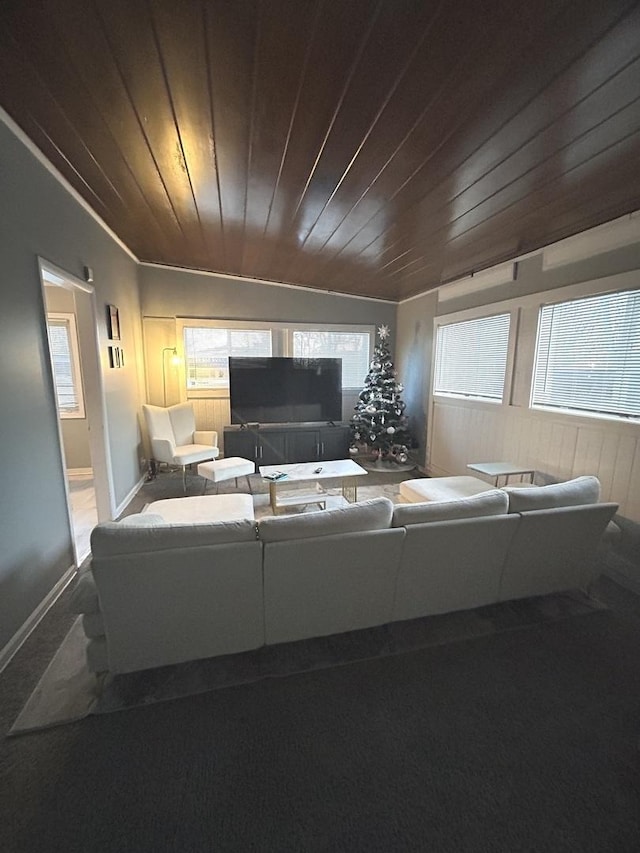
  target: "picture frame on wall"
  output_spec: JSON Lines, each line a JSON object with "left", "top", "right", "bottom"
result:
{"left": 107, "top": 304, "right": 120, "bottom": 340}
{"left": 108, "top": 345, "right": 125, "bottom": 368}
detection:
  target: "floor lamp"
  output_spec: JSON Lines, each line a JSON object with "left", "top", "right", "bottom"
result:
{"left": 162, "top": 347, "right": 179, "bottom": 406}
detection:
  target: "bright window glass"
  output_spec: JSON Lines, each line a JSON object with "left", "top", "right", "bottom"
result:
{"left": 532, "top": 288, "right": 640, "bottom": 419}
{"left": 434, "top": 313, "right": 510, "bottom": 401}
{"left": 183, "top": 327, "right": 272, "bottom": 389}
{"left": 47, "top": 314, "right": 85, "bottom": 418}
{"left": 291, "top": 330, "right": 370, "bottom": 388}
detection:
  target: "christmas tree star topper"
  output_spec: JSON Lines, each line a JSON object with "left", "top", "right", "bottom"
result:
{"left": 377, "top": 324, "right": 390, "bottom": 340}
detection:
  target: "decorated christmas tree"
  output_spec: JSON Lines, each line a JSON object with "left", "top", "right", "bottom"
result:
{"left": 350, "top": 325, "right": 412, "bottom": 464}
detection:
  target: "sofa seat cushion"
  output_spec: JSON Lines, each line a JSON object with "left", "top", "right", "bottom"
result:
{"left": 172, "top": 443, "right": 220, "bottom": 465}
{"left": 392, "top": 489, "right": 508, "bottom": 526}
{"left": 258, "top": 497, "right": 394, "bottom": 542}
{"left": 399, "top": 476, "right": 494, "bottom": 503}
{"left": 143, "top": 494, "right": 254, "bottom": 523}
{"left": 503, "top": 475, "right": 601, "bottom": 513}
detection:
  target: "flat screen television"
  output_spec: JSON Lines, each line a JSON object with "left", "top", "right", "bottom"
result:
{"left": 229, "top": 356, "right": 342, "bottom": 424}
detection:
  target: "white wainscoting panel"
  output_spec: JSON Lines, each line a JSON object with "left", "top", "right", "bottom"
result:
{"left": 191, "top": 397, "right": 231, "bottom": 453}
{"left": 429, "top": 398, "right": 640, "bottom": 521}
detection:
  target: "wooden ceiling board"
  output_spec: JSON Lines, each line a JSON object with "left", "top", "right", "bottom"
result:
{"left": 317, "top": 0, "right": 640, "bottom": 297}
{"left": 0, "top": 0, "right": 639, "bottom": 300}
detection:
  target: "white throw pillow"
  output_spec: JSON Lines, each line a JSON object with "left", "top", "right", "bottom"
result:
{"left": 392, "top": 489, "right": 508, "bottom": 527}
{"left": 503, "top": 475, "right": 601, "bottom": 513}
{"left": 258, "top": 497, "right": 394, "bottom": 543}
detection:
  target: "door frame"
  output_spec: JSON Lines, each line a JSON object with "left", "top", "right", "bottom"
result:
{"left": 38, "top": 259, "right": 115, "bottom": 548}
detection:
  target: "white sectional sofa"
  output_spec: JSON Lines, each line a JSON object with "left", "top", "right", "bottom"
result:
{"left": 71, "top": 477, "right": 618, "bottom": 675}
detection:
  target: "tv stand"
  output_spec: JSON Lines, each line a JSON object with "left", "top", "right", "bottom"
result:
{"left": 224, "top": 422, "right": 350, "bottom": 466}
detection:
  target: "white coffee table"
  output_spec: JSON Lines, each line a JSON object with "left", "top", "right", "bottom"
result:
{"left": 259, "top": 459, "right": 368, "bottom": 515}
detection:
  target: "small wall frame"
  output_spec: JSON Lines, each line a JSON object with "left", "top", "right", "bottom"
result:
{"left": 109, "top": 345, "right": 124, "bottom": 368}
{"left": 107, "top": 304, "right": 120, "bottom": 340}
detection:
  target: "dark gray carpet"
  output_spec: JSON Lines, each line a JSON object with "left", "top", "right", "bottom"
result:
{"left": 2, "top": 578, "right": 640, "bottom": 852}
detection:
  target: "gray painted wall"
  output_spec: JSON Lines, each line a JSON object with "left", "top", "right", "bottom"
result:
{"left": 395, "top": 243, "right": 640, "bottom": 469}
{"left": 436, "top": 246, "right": 640, "bottom": 316}
{"left": 395, "top": 291, "right": 438, "bottom": 468}
{"left": 139, "top": 264, "right": 396, "bottom": 329}
{"left": 0, "top": 117, "right": 144, "bottom": 655}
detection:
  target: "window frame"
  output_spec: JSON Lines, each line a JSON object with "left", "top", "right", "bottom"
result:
{"left": 176, "top": 318, "right": 375, "bottom": 398}
{"left": 530, "top": 287, "right": 640, "bottom": 423}
{"left": 46, "top": 311, "right": 86, "bottom": 419}
{"left": 431, "top": 309, "right": 517, "bottom": 405}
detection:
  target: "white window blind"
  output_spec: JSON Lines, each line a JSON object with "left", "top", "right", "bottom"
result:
{"left": 532, "top": 288, "right": 640, "bottom": 419}
{"left": 292, "top": 330, "right": 370, "bottom": 388}
{"left": 434, "top": 313, "right": 510, "bottom": 400}
{"left": 47, "top": 314, "right": 85, "bottom": 417}
{"left": 183, "top": 327, "right": 272, "bottom": 389}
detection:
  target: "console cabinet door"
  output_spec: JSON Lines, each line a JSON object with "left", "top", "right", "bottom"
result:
{"left": 257, "top": 432, "right": 287, "bottom": 465}
{"left": 319, "top": 426, "right": 350, "bottom": 460}
{"left": 224, "top": 429, "right": 258, "bottom": 462}
{"left": 286, "top": 430, "right": 321, "bottom": 463}
{"left": 224, "top": 425, "right": 348, "bottom": 464}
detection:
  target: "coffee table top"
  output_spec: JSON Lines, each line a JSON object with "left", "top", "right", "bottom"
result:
{"left": 259, "top": 459, "right": 367, "bottom": 482}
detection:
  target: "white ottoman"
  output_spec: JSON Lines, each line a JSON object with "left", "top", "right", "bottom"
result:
{"left": 400, "top": 476, "right": 494, "bottom": 503}
{"left": 197, "top": 457, "right": 255, "bottom": 493}
{"left": 143, "top": 494, "right": 255, "bottom": 523}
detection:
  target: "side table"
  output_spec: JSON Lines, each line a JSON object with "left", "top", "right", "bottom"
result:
{"left": 467, "top": 461, "right": 536, "bottom": 487}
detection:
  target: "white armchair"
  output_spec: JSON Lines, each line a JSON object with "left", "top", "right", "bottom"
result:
{"left": 143, "top": 403, "right": 219, "bottom": 490}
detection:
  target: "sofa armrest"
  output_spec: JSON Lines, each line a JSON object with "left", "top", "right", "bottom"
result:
{"left": 194, "top": 430, "right": 217, "bottom": 447}
{"left": 151, "top": 437, "right": 176, "bottom": 464}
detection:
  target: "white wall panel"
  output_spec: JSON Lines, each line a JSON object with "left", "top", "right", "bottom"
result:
{"left": 430, "top": 398, "right": 640, "bottom": 521}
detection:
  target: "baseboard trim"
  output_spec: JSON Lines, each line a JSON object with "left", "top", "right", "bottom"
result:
{"left": 0, "top": 564, "right": 77, "bottom": 675}
{"left": 114, "top": 473, "right": 146, "bottom": 518}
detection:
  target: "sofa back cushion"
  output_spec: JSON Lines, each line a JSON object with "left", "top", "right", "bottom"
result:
{"left": 142, "top": 404, "right": 174, "bottom": 445}
{"left": 91, "top": 517, "right": 257, "bottom": 557}
{"left": 392, "top": 489, "right": 507, "bottom": 527}
{"left": 258, "top": 497, "right": 393, "bottom": 543}
{"left": 118, "top": 513, "right": 165, "bottom": 527}
{"left": 168, "top": 402, "right": 196, "bottom": 446}
{"left": 503, "top": 475, "right": 601, "bottom": 513}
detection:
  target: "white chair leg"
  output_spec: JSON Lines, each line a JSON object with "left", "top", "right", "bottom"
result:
{"left": 246, "top": 474, "right": 253, "bottom": 494}
{"left": 182, "top": 466, "right": 187, "bottom": 493}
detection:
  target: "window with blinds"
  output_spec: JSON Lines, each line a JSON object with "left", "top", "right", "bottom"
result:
{"left": 183, "top": 327, "right": 272, "bottom": 389}
{"left": 291, "top": 330, "right": 370, "bottom": 388}
{"left": 532, "top": 288, "right": 640, "bottom": 420}
{"left": 434, "top": 313, "right": 510, "bottom": 400}
{"left": 47, "top": 314, "right": 85, "bottom": 418}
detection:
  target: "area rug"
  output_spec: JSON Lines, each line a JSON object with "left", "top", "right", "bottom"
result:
{"left": 9, "top": 589, "right": 606, "bottom": 736}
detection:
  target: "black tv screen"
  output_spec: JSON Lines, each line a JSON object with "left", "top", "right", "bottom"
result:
{"left": 229, "top": 357, "right": 342, "bottom": 424}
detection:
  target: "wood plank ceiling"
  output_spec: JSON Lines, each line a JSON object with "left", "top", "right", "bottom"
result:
{"left": 1, "top": 0, "right": 639, "bottom": 301}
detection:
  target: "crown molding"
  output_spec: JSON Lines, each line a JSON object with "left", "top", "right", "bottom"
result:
{"left": 140, "top": 262, "right": 397, "bottom": 304}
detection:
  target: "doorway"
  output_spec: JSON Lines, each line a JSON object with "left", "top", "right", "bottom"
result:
{"left": 39, "top": 260, "right": 114, "bottom": 565}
